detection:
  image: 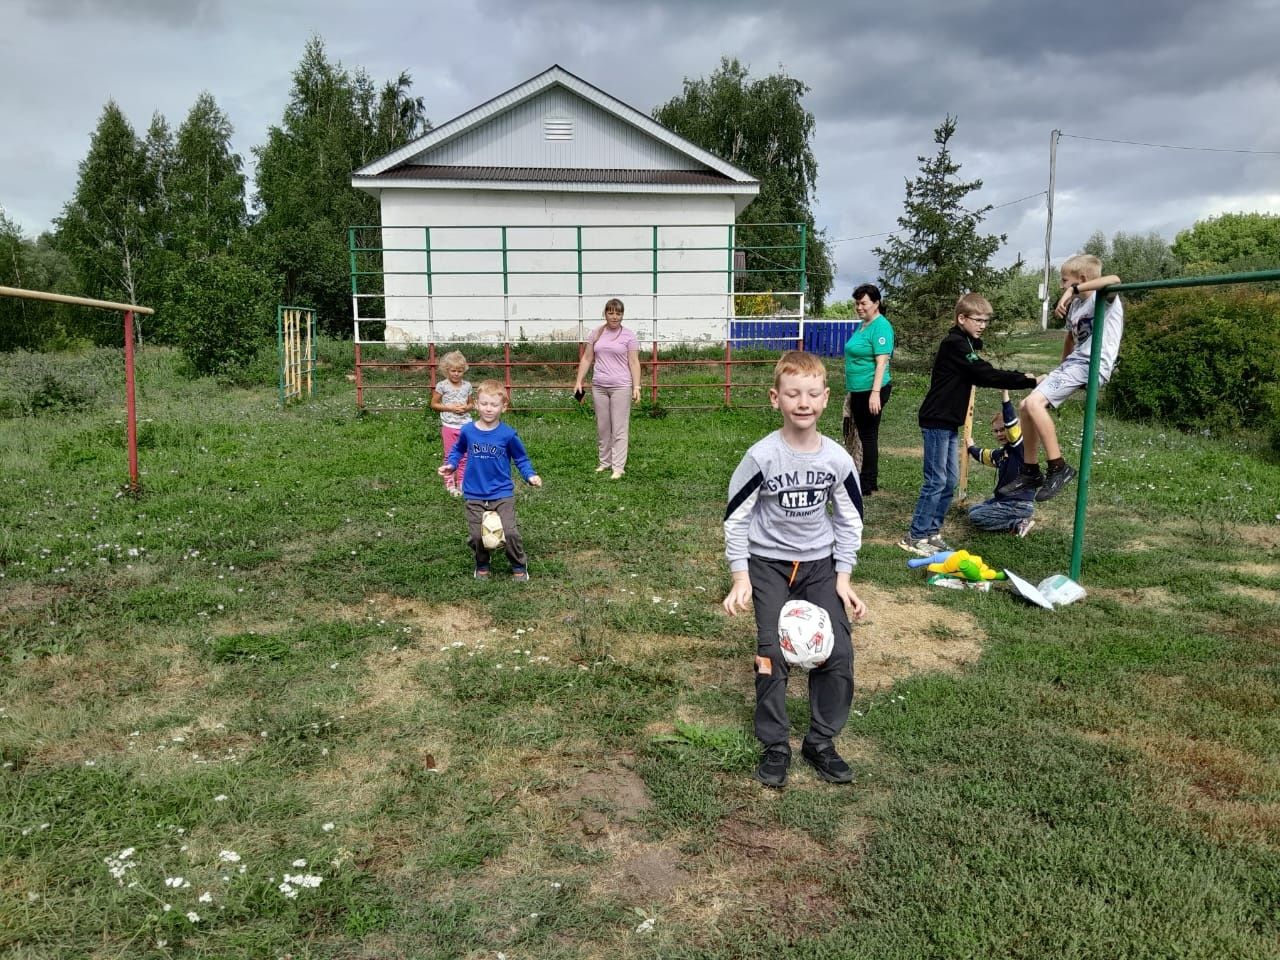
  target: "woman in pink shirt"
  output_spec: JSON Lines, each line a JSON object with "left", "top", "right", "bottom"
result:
{"left": 573, "top": 298, "right": 641, "bottom": 479}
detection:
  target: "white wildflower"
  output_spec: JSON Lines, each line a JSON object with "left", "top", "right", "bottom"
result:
{"left": 636, "top": 917, "right": 656, "bottom": 934}
{"left": 218, "top": 850, "right": 241, "bottom": 863}
{"left": 186, "top": 911, "right": 200, "bottom": 923}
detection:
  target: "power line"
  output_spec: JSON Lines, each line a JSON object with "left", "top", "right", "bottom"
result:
{"left": 828, "top": 190, "right": 1047, "bottom": 246}
{"left": 1060, "top": 132, "right": 1280, "bottom": 155}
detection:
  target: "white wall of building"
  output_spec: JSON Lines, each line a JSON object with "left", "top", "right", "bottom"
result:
{"left": 369, "top": 188, "right": 740, "bottom": 344}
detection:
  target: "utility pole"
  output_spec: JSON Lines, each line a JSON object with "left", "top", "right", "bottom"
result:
{"left": 1041, "top": 129, "right": 1060, "bottom": 329}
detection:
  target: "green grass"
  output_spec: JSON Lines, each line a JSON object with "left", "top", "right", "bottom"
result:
{"left": 1, "top": 334, "right": 1278, "bottom": 958}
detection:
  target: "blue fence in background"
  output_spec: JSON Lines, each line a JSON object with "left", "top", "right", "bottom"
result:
{"left": 728, "top": 319, "right": 857, "bottom": 357}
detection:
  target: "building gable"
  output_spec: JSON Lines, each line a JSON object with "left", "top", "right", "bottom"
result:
{"left": 353, "top": 65, "right": 758, "bottom": 189}
{"left": 409, "top": 86, "right": 697, "bottom": 172}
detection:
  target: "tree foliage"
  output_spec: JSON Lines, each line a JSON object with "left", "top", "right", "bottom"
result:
{"left": 252, "top": 36, "right": 428, "bottom": 335}
{"left": 874, "top": 116, "right": 1016, "bottom": 355}
{"left": 1171, "top": 212, "right": 1280, "bottom": 273}
{"left": 653, "top": 57, "right": 835, "bottom": 311}
{"left": 1105, "top": 288, "right": 1280, "bottom": 436}
{"left": 53, "top": 101, "right": 154, "bottom": 342}
{"left": 167, "top": 253, "right": 275, "bottom": 376}
{"left": 1082, "top": 229, "right": 1178, "bottom": 285}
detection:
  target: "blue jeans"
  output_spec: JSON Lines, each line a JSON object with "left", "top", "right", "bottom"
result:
{"left": 968, "top": 497, "right": 1034, "bottom": 532}
{"left": 909, "top": 428, "right": 959, "bottom": 541}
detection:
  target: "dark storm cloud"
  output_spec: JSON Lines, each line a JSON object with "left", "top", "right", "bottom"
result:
{"left": 3, "top": 0, "right": 1278, "bottom": 297}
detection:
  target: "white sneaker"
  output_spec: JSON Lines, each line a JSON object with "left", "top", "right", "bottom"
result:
{"left": 897, "top": 536, "right": 935, "bottom": 558}
{"left": 1015, "top": 518, "right": 1036, "bottom": 538}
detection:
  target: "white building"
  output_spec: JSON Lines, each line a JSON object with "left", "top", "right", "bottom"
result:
{"left": 351, "top": 65, "right": 762, "bottom": 344}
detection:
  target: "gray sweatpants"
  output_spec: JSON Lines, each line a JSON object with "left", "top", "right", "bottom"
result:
{"left": 748, "top": 555, "right": 854, "bottom": 755}
{"left": 592, "top": 383, "right": 632, "bottom": 472}
{"left": 464, "top": 497, "right": 527, "bottom": 570}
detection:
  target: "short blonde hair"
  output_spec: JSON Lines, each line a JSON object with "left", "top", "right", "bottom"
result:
{"left": 440, "top": 350, "right": 468, "bottom": 371}
{"left": 1061, "top": 254, "right": 1103, "bottom": 281}
{"left": 954, "top": 292, "right": 992, "bottom": 319}
{"left": 475, "top": 379, "right": 507, "bottom": 403}
{"left": 772, "top": 350, "right": 827, "bottom": 389}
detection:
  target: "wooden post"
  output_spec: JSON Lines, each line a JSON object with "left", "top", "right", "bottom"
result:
{"left": 957, "top": 386, "right": 975, "bottom": 502}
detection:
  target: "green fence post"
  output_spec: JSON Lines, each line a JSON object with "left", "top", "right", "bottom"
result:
{"left": 1069, "top": 288, "right": 1110, "bottom": 582}
{"left": 424, "top": 226, "right": 433, "bottom": 296}
{"left": 652, "top": 225, "right": 659, "bottom": 295}
{"left": 276, "top": 305, "right": 285, "bottom": 407}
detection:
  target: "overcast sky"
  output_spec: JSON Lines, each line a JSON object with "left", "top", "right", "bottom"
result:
{"left": 3, "top": 0, "right": 1278, "bottom": 299}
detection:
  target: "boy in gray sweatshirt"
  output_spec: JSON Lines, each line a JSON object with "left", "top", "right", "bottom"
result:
{"left": 723, "top": 351, "right": 868, "bottom": 788}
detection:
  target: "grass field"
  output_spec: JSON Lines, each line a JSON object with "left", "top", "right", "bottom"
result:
{"left": 2, "top": 333, "right": 1278, "bottom": 959}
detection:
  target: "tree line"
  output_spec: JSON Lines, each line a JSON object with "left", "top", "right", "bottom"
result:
{"left": 3, "top": 39, "right": 1276, "bottom": 378}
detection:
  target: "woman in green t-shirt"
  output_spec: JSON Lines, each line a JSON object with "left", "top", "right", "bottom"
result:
{"left": 843, "top": 284, "right": 895, "bottom": 493}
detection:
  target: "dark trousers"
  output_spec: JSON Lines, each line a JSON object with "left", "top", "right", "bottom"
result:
{"left": 847, "top": 383, "right": 892, "bottom": 492}
{"left": 464, "top": 497, "right": 527, "bottom": 569}
{"left": 749, "top": 555, "right": 854, "bottom": 754}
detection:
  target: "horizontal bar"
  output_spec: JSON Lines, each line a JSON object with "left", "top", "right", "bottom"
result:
{"left": 349, "top": 222, "right": 806, "bottom": 230}
{"left": 1104, "top": 269, "right": 1280, "bottom": 293}
{"left": 0, "top": 284, "right": 155, "bottom": 315}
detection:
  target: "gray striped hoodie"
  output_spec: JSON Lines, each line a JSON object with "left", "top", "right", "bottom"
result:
{"left": 724, "top": 430, "right": 863, "bottom": 574}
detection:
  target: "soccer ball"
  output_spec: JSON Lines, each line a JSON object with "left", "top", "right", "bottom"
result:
{"left": 777, "top": 600, "right": 833, "bottom": 670}
{"left": 480, "top": 510, "right": 506, "bottom": 550}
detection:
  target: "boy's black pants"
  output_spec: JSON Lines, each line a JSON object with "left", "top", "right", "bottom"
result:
{"left": 749, "top": 555, "right": 854, "bottom": 754}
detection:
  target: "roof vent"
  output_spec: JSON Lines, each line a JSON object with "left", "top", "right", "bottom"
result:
{"left": 544, "top": 117, "right": 573, "bottom": 141}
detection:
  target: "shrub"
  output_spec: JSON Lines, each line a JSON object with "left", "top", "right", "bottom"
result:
{"left": 165, "top": 254, "right": 275, "bottom": 376}
{"left": 1104, "top": 288, "right": 1280, "bottom": 432}
{"left": 0, "top": 348, "right": 120, "bottom": 417}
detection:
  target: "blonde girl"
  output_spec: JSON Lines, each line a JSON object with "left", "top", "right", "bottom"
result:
{"left": 431, "top": 350, "right": 473, "bottom": 496}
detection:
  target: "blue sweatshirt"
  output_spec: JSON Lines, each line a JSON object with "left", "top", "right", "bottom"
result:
{"left": 967, "top": 399, "right": 1034, "bottom": 503}
{"left": 446, "top": 420, "right": 536, "bottom": 500}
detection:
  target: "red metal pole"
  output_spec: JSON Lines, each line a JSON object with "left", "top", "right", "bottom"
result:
{"left": 124, "top": 310, "right": 139, "bottom": 492}
{"left": 354, "top": 342, "right": 364, "bottom": 409}
{"left": 428, "top": 342, "right": 437, "bottom": 389}
{"left": 504, "top": 341, "right": 512, "bottom": 400}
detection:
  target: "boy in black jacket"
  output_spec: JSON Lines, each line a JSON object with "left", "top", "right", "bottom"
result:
{"left": 899, "top": 293, "right": 1040, "bottom": 557}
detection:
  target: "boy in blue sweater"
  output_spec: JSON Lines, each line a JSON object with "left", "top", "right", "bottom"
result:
{"left": 965, "top": 390, "right": 1036, "bottom": 538}
{"left": 438, "top": 380, "right": 542, "bottom": 580}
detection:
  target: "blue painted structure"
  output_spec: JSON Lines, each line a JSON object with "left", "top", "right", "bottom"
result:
{"left": 728, "top": 319, "right": 858, "bottom": 357}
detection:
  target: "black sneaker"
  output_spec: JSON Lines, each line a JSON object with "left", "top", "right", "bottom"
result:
{"left": 753, "top": 747, "right": 790, "bottom": 788}
{"left": 997, "top": 469, "right": 1043, "bottom": 497}
{"left": 801, "top": 743, "right": 854, "bottom": 784}
{"left": 1034, "top": 464, "right": 1077, "bottom": 502}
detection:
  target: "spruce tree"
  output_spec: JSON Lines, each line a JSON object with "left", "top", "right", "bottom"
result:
{"left": 874, "top": 116, "right": 1014, "bottom": 355}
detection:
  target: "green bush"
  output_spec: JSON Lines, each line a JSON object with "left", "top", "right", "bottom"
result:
{"left": 0, "top": 348, "right": 120, "bottom": 417}
{"left": 166, "top": 254, "right": 275, "bottom": 376}
{"left": 1105, "top": 288, "right": 1280, "bottom": 432}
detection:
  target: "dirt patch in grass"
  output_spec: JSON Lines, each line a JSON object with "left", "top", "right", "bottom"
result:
{"left": 1232, "top": 524, "right": 1280, "bottom": 551}
{"left": 1227, "top": 562, "right": 1280, "bottom": 579}
{"left": 1223, "top": 584, "right": 1279, "bottom": 605}
{"left": 353, "top": 598, "right": 492, "bottom": 713}
{"left": 0, "top": 582, "right": 71, "bottom": 615}
{"left": 1093, "top": 585, "right": 1177, "bottom": 609}
{"left": 1097, "top": 726, "right": 1280, "bottom": 849}
{"left": 306, "top": 747, "right": 400, "bottom": 816}
{"left": 562, "top": 755, "right": 653, "bottom": 837}
{"left": 853, "top": 584, "right": 984, "bottom": 691}
{"left": 882, "top": 445, "right": 922, "bottom": 459}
